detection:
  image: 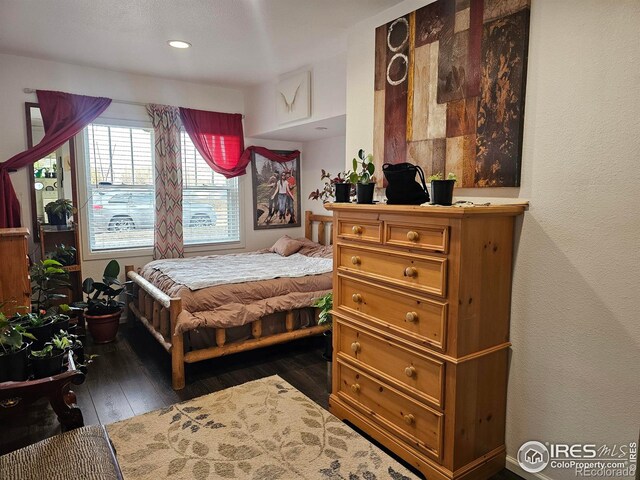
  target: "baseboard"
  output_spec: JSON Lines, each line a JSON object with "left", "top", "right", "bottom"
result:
{"left": 506, "top": 455, "right": 555, "bottom": 480}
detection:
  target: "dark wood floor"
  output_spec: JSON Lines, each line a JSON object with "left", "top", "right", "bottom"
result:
{"left": 0, "top": 321, "right": 522, "bottom": 480}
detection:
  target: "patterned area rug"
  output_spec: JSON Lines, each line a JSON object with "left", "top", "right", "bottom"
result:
{"left": 106, "top": 375, "right": 418, "bottom": 480}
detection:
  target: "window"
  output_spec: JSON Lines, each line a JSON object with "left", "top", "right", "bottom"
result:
{"left": 84, "top": 123, "right": 155, "bottom": 251}
{"left": 82, "top": 123, "right": 240, "bottom": 253}
{"left": 181, "top": 132, "right": 240, "bottom": 245}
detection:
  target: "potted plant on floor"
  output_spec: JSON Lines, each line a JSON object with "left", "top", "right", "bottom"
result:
{"left": 44, "top": 198, "right": 73, "bottom": 226}
{"left": 0, "top": 312, "right": 36, "bottom": 382}
{"left": 428, "top": 172, "right": 457, "bottom": 206}
{"left": 349, "top": 149, "right": 376, "bottom": 204}
{"left": 76, "top": 260, "right": 127, "bottom": 344}
{"left": 309, "top": 170, "right": 352, "bottom": 204}
{"left": 313, "top": 292, "right": 333, "bottom": 361}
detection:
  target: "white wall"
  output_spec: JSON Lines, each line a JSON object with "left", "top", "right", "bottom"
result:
{"left": 244, "top": 53, "right": 347, "bottom": 138}
{"left": 0, "top": 53, "right": 303, "bottom": 282}
{"left": 300, "top": 135, "right": 347, "bottom": 217}
{"left": 346, "top": 1, "right": 640, "bottom": 479}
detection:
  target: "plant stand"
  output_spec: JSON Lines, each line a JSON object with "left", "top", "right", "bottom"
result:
{"left": 0, "top": 351, "right": 86, "bottom": 431}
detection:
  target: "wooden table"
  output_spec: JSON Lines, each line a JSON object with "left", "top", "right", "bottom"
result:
{"left": 0, "top": 351, "right": 86, "bottom": 431}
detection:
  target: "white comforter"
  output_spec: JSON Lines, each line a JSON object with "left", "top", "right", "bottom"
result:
{"left": 147, "top": 252, "right": 333, "bottom": 291}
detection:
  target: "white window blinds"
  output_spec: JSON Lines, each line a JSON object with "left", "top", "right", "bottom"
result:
{"left": 181, "top": 132, "right": 240, "bottom": 245}
{"left": 84, "top": 123, "right": 155, "bottom": 251}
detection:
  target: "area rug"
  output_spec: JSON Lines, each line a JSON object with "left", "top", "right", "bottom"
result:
{"left": 106, "top": 375, "right": 418, "bottom": 480}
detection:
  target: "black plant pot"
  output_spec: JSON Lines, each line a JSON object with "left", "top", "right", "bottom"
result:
{"left": 30, "top": 349, "right": 65, "bottom": 379}
{"left": 334, "top": 183, "right": 352, "bottom": 203}
{"left": 25, "top": 319, "right": 56, "bottom": 349}
{"left": 322, "top": 330, "right": 333, "bottom": 361}
{"left": 46, "top": 211, "right": 67, "bottom": 226}
{"left": 430, "top": 180, "right": 455, "bottom": 206}
{"left": 53, "top": 314, "right": 71, "bottom": 334}
{"left": 356, "top": 183, "right": 375, "bottom": 204}
{"left": 72, "top": 344, "right": 84, "bottom": 364}
{"left": 0, "top": 343, "right": 31, "bottom": 382}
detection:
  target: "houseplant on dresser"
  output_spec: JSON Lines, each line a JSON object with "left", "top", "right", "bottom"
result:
{"left": 348, "top": 149, "right": 376, "bottom": 204}
{"left": 309, "top": 170, "right": 352, "bottom": 203}
{"left": 428, "top": 172, "right": 457, "bottom": 206}
{"left": 76, "top": 260, "right": 127, "bottom": 344}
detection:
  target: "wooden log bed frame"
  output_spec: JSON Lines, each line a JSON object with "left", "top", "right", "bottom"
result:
{"left": 125, "top": 211, "right": 333, "bottom": 390}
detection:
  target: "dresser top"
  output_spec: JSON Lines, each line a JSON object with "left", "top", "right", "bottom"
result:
{"left": 0, "top": 227, "right": 30, "bottom": 237}
{"left": 325, "top": 202, "right": 527, "bottom": 217}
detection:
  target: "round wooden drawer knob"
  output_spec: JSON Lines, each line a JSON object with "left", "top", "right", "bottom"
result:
{"left": 404, "top": 267, "right": 418, "bottom": 278}
{"left": 352, "top": 225, "right": 363, "bottom": 235}
{"left": 351, "top": 342, "right": 361, "bottom": 353}
{"left": 405, "top": 366, "right": 416, "bottom": 377}
{"left": 405, "top": 312, "right": 418, "bottom": 323}
{"left": 351, "top": 383, "right": 361, "bottom": 394}
{"left": 404, "top": 414, "right": 415, "bottom": 425}
{"left": 352, "top": 293, "right": 363, "bottom": 303}
{"left": 407, "top": 231, "right": 419, "bottom": 241}
{"left": 351, "top": 255, "right": 361, "bottom": 265}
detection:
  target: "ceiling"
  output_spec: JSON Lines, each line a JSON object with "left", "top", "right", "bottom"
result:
{"left": 0, "top": 0, "right": 402, "bottom": 87}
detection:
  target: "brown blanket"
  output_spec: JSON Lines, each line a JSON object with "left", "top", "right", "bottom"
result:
{"left": 138, "top": 239, "right": 332, "bottom": 333}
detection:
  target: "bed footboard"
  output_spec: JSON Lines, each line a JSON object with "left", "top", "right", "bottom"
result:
{"left": 125, "top": 266, "right": 185, "bottom": 390}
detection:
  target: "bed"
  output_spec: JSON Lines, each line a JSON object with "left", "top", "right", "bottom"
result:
{"left": 125, "top": 211, "right": 333, "bottom": 390}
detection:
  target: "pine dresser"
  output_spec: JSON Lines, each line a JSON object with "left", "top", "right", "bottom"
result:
{"left": 0, "top": 227, "right": 31, "bottom": 317}
{"left": 325, "top": 203, "right": 526, "bottom": 480}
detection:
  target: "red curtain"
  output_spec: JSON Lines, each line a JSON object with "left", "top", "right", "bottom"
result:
{"left": 179, "top": 107, "right": 246, "bottom": 178}
{"left": 239, "top": 146, "right": 301, "bottom": 166}
{"left": 0, "top": 90, "right": 112, "bottom": 228}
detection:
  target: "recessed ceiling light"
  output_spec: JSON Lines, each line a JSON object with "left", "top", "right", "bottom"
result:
{"left": 168, "top": 40, "right": 191, "bottom": 49}
{"left": 315, "top": 127, "right": 328, "bottom": 130}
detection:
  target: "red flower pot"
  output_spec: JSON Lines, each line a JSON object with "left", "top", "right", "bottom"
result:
{"left": 85, "top": 309, "right": 122, "bottom": 344}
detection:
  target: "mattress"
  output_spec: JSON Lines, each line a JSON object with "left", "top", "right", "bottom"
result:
{"left": 138, "top": 238, "right": 332, "bottom": 333}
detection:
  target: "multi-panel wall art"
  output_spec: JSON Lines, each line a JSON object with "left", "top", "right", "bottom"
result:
{"left": 374, "top": 0, "right": 530, "bottom": 187}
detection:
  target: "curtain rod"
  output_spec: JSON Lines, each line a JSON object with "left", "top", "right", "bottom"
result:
{"left": 23, "top": 88, "right": 245, "bottom": 118}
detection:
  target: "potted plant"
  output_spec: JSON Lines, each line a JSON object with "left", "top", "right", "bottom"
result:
{"left": 76, "top": 260, "right": 127, "bottom": 344}
{"left": 11, "top": 313, "right": 55, "bottom": 350}
{"left": 0, "top": 312, "right": 36, "bottom": 382}
{"left": 428, "top": 172, "right": 457, "bottom": 206}
{"left": 348, "top": 149, "right": 376, "bottom": 204}
{"left": 31, "top": 259, "right": 71, "bottom": 312}
{"left": 44, "top": 198, "right": 73, "bottom": 225}
{"left": 313, "top": 293, "right": 333, "bottom": 361}
{"left": 50, "top": 244, "right": 77, "bottom": 266}
{"left": 29, "top": 341, "right": 66, "bottom": 379}
{"left": 309, "top": 170, "right": 352, "bottom": 204}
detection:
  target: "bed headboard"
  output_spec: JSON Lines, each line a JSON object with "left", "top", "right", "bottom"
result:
{"left": 304, "top": 211, "right": 333, "bottom": 246}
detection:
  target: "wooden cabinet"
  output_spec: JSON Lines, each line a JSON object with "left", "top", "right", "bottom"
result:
{"left": 326, "top": 203, "right": 525, "bottom": 480}
{"left": 0, "top": 228, "right": 31, "bottom": 317}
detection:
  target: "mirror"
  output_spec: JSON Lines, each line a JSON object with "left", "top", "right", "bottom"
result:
{"left": 26, "top": 103, "right": 79, "bottom": 241}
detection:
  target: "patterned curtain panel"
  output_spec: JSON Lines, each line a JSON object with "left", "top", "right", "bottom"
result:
{"left": 146, "top": 104, "right": 184, "bottom": 259}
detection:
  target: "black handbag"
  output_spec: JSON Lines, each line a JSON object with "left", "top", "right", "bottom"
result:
{"left": 382, "top": 162, "right": 430, "bottom": 205}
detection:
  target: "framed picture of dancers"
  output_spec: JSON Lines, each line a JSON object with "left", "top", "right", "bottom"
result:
{"left": 251, "top": 150, "right": 301, "bottom": 230}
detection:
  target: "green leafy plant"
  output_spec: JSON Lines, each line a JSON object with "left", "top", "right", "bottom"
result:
{"left": 12, "top": 312, "right": 49, "bottom": 327}
{"left": 309, "top": 170, "right": 350, "bottom": 203}
{"left": 427, "top": 172, "right": 457, "bottom": 182}
{"left": 50, "top": 244, "right": 77, "bottom": 266}
{"left": 76, "top": 260, "right": 128, "bottom": 316}
{"left": 348, "top": 149, "right": 375, "bottom": 185}
{"left": 30, "top": 259, "right": 70, "bottom": 312}
{"left": 44, "top": 198, "right": 73, "bottom": 217}
{"left": 30, "top": 344, "right": 55, "bottom": 358}
{"left": 0, "top": 313, "right": 36, "bottom": 355}
{"left": 313, "top": 293, "right": 333, "bottom": 329}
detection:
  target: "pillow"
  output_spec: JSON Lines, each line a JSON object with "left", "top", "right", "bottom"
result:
{"left": 270, "top": 235, "right": 304, "bottom": 257}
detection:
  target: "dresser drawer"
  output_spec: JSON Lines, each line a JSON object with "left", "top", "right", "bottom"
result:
{"left": 338, "top": 245, "right": 447, "bottom": 298}
{"left": 337, "top": 321, "right": 444, "bottom": 409}
{"left": 337, "top": 218, "right": 382, "bottom": 244}
{"left": 384, "top": 222, "right": 449, "bottom": 253}
{"left": 336, "top": 360, "right": 443, "bottom": 459}
{"left": 337, "top": 275, "right": 446, "bottom": 351}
